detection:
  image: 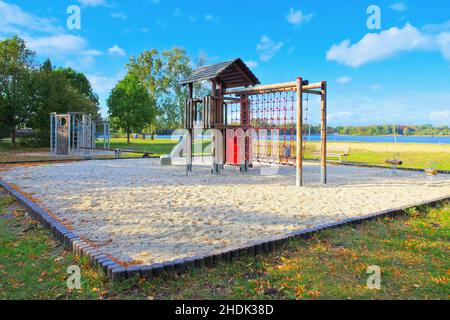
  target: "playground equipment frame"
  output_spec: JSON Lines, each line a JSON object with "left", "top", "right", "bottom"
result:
{"left": 182, "top": 59, "right": 328, "bottom": 186}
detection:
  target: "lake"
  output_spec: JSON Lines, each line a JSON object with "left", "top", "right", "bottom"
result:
{"left": 154, "top": 134, "right": 450, "bottom": 145}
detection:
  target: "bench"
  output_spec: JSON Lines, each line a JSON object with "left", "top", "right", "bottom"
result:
{"left": 313, "top": 145, "right": 350, "bottom": 162}
{"left": 114, "top": 149, "right": 153, "bottom": 158}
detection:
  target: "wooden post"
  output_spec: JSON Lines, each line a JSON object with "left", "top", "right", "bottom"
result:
{"left": 187, "top": 83, "right": 194, "bottom": 172}
{"left": 296, "top": 77, "right": 303, "bottom": 187}
{"left": 320, "top": 81, "right": 327, "bottom": 184}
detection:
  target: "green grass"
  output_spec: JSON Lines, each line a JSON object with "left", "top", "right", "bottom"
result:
{"left": 304, "top": 142, "right": 450, "bottom": 171}
{"left": 98, "top": 138, "right": 176, "bottom": 155}
{"left": 1, "top": 189, "right": 448, "bottom": 300}
{"left": 1, "top": 138, "right": 449, "bottom": 171}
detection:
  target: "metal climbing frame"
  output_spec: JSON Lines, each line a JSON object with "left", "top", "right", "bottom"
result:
{"left": 50, "top": 112, "right": 110, "bottom": 155}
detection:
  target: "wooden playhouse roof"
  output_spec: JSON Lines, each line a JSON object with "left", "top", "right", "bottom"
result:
{"left": 180, "top": 58, "right": 260, "bottom": 89}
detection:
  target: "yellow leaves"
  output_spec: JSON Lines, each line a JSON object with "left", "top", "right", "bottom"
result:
{"left": 430, "top": 275, "right": 449, "bottom": 285}
{"left": 294, "top": 285, "right": 306, "bottom": 299}
{"left": 308, "top": 290, "right": 321, "bottom": 299}
{"left": 92, "top": 287, "right": 100, "bottom": 293}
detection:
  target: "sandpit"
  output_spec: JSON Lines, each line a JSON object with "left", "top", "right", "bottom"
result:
{"left": 1, "top": 159, "right": 449, "bottom": 265}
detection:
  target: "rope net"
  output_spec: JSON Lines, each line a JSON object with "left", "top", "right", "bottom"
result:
{"left": 225, "top": 89, "right": 299, "bottom": 166}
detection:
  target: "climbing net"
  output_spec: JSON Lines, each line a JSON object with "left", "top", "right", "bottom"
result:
{"left": 249, "top": 90, "right": 297, "bottom": 166}
{"left": 226, "top": 89, "right": 300, "bottom": 166}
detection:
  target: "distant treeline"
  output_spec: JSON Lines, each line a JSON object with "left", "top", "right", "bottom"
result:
{"left": 331, "top": 125, "right": 450, "bottom": 136}
{"left": 151, "top": 124, "right": 449, "bottom": 136}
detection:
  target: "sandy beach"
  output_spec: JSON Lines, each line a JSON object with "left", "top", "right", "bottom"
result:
{"left": 1, "top": 159, "right": 449, "bottom": 265}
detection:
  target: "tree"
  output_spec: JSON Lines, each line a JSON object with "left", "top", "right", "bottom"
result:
{"left": 54, "top": 67, "right": 100, "bottom": 117}
{"left": 403, "top": 127, "right": 410, "bottom": 136}
{"left": 127, "top": 48, "right": 193, "bottom": 131}
{"left": 0, "top": 36, "right": 35, "bottom": 147}
{"left": 27, "top": 59, "right": 98, "bottom": 145}
{"left": 107, "top": 74, "right": 156, "bottom": 143}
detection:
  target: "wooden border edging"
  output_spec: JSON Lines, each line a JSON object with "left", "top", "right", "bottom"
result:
{"left": 0, "top": 177, "right": 449, "bottom": 283}
{"left": 0, "top": 156, "right": 159, "bottom": 166}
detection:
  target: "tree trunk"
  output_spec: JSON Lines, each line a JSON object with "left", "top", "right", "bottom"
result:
{"left": 11, "top": 128, "right": 16, "bottom": 149}
{"left": 127, "top": 131, "right": 130, "bottom": 144}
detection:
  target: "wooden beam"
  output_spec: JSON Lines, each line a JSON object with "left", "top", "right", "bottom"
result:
{"left": 302, "top": 89, "right": 321, "bottom": 95}
{"left": 303, "top": 82, "right": 322, "bottom": 90}
{"left": 296, "top": 77, "right": 303, "bottom": 187}
{"left": 232, "top": 63, "right": 252, "bottom": 85}
{"left": 224, "top": 81, "right": 322, "bottom": 95}
{"left": 224, "top": 81, "right": 297, "bottom": 95}
{"left": 187, "top": 83, "right": 194, "bottom": 172}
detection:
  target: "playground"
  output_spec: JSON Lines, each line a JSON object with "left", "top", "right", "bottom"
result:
{"left": 1, "top": 158, "right": 449, "bottom": 266}
{"left": 1, "top": 58, "right": 449, "bottom": 273}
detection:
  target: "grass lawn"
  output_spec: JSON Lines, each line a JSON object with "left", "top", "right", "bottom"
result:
{"left": 1, "top": 188, "right": 448, "bottom": 300}
{"left": 1, "top": 138, "right": 449, "bottom": 171}
{"left": 305, "top": 142, "right": 450, "bottom": 171}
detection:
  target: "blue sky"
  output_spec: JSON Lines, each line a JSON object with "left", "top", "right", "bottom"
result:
{"left": 1, "top": 0, "right": 449, "bottom": 126}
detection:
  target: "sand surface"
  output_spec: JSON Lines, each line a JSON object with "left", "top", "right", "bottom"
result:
{"left": 1, "top": 159, "right": 449, "bottom": 265}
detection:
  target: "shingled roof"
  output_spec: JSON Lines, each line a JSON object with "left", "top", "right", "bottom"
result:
{"left": 180, "top": 58, "right": 260, "bottom": 89}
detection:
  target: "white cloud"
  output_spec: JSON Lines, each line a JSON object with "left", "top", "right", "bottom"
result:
{"left": 107, "top": 45, "right": 126, "bottom": 56}
{"left": 77, "top": 0, "right": 106, "bottom": 7}
{"left": 87, "top": 69, "right": 127, "bottom": 116}
{"left": 245, "top": 61, "right": 259, "bottom": 68}
{"left": 422, "top": 20, "right": 450, "bottom": 33}
{"left": 328, "top": 112, "right": 353, "bottom": 122}
{"left": 430, "top": 111, "right": 450, "bottom": 122}
{"left": 326, "top": 23, "right": 450, "bottom": 67}
{"left": 87, "top": 74, "right": 118, "bottom": 95}
{"left": 83, "top": 49, "right": 103, "bottom": 56}
{"left": 436, "top": 32, "right": 450, "bottom": 59}
{"left": 0, "top": 0, "right": 62, "bottom": 34}
{"left": 370, "top": 84, "right": 383, "bottom": 90}
{"left": 25, "top": 35, "right": 87, "bottom": 55}
{"left": 327, "top": 92, "right": 450, "bottom": 126}
{"left": 257, "top": 35, "right": 284, "bottom": 62}
{"left": 0, "top": 1, "right": 104, "bottom": 70}
{"left": 336, "top": 76, "right": 352, "bottom": 84}
{"left": 205, "top": 14, "right": 218, "bottom": 22}
{"left": 286, "top": 8, "right": 313, "bottom": 26}
{"left": 389, "top": 2, "right": 407, "bottom": 12}
{"left": 110, "top": 12, "right": 127, "bottom": 20}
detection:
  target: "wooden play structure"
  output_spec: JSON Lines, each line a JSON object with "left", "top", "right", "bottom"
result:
{"left": 181, "top": 59, "right": 328, "bottom": 186}
{"left": 50, "top": 113, "right": 110, "bottom": 156}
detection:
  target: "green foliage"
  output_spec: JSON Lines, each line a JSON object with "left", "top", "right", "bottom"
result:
{"left": 0, "top": 36, "right": 100, "bottom": 147}
{"left": 332, "top": 125, "right": 450, "bottom": 136}
{"left": 27, "top": 59, "right": 99, "bottom": 145}
{"left": 127, "top": 48, "right": 192, "bottom": 130}
{"left": 107, "top": 74, "right": 156, "bottom": 142}
{"left": 0, "top": 36, "right": 35, "bottom": 145}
